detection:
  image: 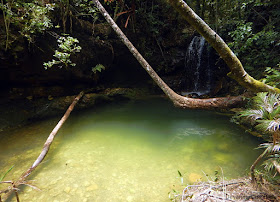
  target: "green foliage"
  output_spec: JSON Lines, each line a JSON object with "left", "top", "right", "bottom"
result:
{"left": 226, "top": 1, "right": 280, "bottom": 76}
{"left": 228, "top": 24, "right": 279, "bottom": 73}
{"left": 239, "top": 92, "right": 280, "bottom": 131}
{"left": 177, "top": 170, "right": 182, "bottom": 177}
{"left": 261, "top": 65, "right": 280, "bottom": 88}
{"left": 190, "top": 0, "right": 279, "bottom": 78}
{"left": 44, "top": 36, "right": 81, "bottom": 69}
{"left": 0, "top": 1, "right": 54, "bottom": 43}
{"left": 177, "top": 170, "right": 184, "bottom": 184}
{"left": 0, "top": 165, "right": 14, "bottom": 182}
{"left": 214, "top": 170, "right": 219, "bottom": 182}
{"left": 259, "top": 143, "right": 280, "bottom": 183}
{"left": 259, "top": 143, "right": 280, "bottom": 154}
{"left": 136, "top": 3, "right": 165, "bottom": 37}
{"left": 228, "top": 22, "right": 254, "bottom": 56}
{"left": 168, "top": 188, "right": 180, "bottom": 201}
{"left": 20, "top": 3, "right": 55, "bottom": 41}
{"left": 236, "top": 93, "right": 280, "bottom": 183}
{"left": 92, "top": 64, "right": 105, "bottom": 74}
{"left": 0, "top": 0, "right": 100, "bottom": 49}
{"left": 242, "top": 0, "right": 276, "bottom": 7}
{"left": 74, "top": 0, "right": 98, "bottom": 17}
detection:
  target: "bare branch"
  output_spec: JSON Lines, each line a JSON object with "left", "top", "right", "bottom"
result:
{"left": 1, "top": 91, "right": 84, "bottom": 201}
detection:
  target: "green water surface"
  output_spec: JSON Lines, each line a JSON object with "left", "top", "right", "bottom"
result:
{"left": 0, "top": 98, "right": 261, "bottom": 202}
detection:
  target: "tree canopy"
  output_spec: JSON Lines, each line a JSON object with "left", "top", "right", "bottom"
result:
{"left": 0, "top": 0, "right": 279, "bottom": 94}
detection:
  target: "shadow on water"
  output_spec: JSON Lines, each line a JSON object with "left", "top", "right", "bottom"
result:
{"left": 0, "top": 98, "right": 262, "bottom": 202}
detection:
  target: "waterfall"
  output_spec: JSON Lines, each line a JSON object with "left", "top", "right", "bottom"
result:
{"left": 184, "top": 36, "right": 212, "bottom": 96}
{"left": 187, "top": 36, "right": 205, "bottom": 92}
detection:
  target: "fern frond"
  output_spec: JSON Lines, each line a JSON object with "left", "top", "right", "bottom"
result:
{"left": 267, "top": 119, "right": 280, "bottom": 132}
{"left": 255, "top": 120, "right": 272, "bottom": 132}
{"left": 262, "top": 158, "right": 275, "bottom": 172}
{"left": 272, "top": 144, "right": 280, "bottom": 152}
{"left": 271, "top": 105, "right": 280, "bottom": 118}
{"left": 253, "top": 92, "right": 268, "bottom": 107}
{"left": 239, "top": 109, "right": 264, "bottom": 121}
{"left": 258, "top": 143, "right": 276, "bottom": 153}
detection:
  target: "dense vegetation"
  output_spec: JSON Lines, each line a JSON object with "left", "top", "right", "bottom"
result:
{"left": 235, "top": 93, "right": 280, "bottom": 186}
{"left": 0, "top": 0, "right": 280, "bottom": 200}
{"left": 189, "top": 0, "right": 280, "bottom": 82}
{"left": 0, "top": 0, "right": 279, "bottom": 88}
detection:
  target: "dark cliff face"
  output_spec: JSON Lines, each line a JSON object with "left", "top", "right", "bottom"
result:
{"left": 0, "top": 0, "right": 197, "bottom": 98}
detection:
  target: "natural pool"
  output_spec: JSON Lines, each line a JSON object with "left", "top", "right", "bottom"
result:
{"left": 0, "top": 98, "right": 261, "bottom": 202}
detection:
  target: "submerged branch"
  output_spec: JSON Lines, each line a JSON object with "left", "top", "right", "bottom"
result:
{"left": 1, "top": 91, "right": 84, "bottom": 201}
{"left": 21, "top": 91, "right": 84, "bottom": 180}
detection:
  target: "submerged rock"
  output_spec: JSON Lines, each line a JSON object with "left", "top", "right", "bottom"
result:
{"left": 64, "top": 187, "right": 71, "bottom": 194}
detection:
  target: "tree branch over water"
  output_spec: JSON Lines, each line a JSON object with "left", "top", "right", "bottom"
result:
{"left": 92, "top": 0, "right": 246, "bottom": 109}
{"left": 167, "top": 0, "right": 280, "bottom": 94}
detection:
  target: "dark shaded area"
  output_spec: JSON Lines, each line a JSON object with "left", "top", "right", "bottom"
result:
{"left": 0, "top": 0, "right": 193, "bottom": 99}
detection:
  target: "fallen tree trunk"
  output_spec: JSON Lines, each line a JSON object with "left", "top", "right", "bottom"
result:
{"left": 92, "top": 0, "right": 246, "bottom": 109}
{"left": 20, "top": 91, "right": 84, "bottom": 180}
{"left": 167, "top": 0, "right": 280, "bottom": 94}
{"left": 1, "top": 91, "right": 84, "bottom": 201}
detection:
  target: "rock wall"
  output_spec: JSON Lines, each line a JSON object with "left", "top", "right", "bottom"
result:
{"left": 0, "top": 1, "right": 222, "bottom": 98}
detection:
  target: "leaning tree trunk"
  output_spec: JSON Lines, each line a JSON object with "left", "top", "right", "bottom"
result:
{"left": 92, "top": 0, "right": 246, "bottom": 110}
{"left": 167, "top": 0, "right": 280, "bottom": 94}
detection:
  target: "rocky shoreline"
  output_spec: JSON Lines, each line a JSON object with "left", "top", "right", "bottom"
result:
{"left": 0, "top": 87, "right": 157, "bottom": 132}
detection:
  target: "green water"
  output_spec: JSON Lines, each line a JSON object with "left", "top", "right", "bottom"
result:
{"left": 0, "top": 98, "right": 261, "bottom": 202}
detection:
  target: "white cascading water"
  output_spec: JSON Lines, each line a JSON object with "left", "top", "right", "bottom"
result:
{"left": 184, "top": 36, "right": 211, "bottom": 96}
